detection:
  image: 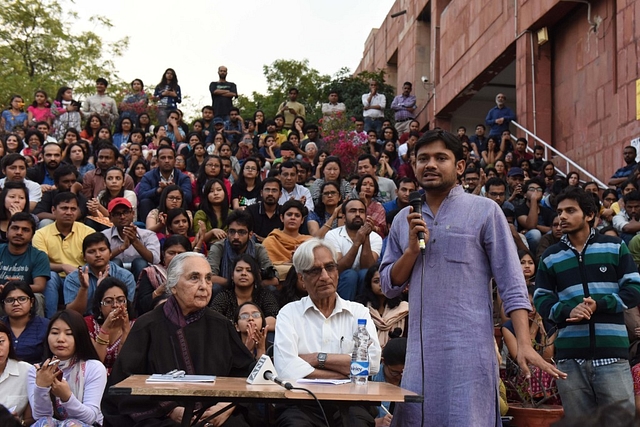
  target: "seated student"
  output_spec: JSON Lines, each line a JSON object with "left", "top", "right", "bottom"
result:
{"left": 0, "top": 181, "right": 38, "bottom": 244}
{"left": 325, "top": 198, "right": 383, "bottom": 301}
{"left": 262, "top": 200, "right": 312, "bottom": 265}
{"left": 0, "top": 321, "right": 34, "bottom": 426}
{"left": 63, "top": 233, "right": 136, "bottom": 317}
{"left": 307, "top": 181, "right": 345, "bottom": 238}
{"left": 245, "top": 178, "right": 283, "bottom": 243}
{"left": 357, "top": 266, "right": 408, "bottom": 348}
{"left": 84, "top": 278, "right": 135, "bottom": 375}
{"left": 193, "top": 178, "right": 230, "bottom": 245}
{"left": 210, "top": 255, "right": 278, "bottom": 332}
{"left": 207, "top": 210, "right": 279, "bottom": 294}
{"left": 0, "top": 213, "right": 49, "bottom": 317}
{"left": 276, "top": 267, "right": 308, "bottom": 309}
{"left": 33, "top": 192, "right": 96, "bottom": 318}
{"left": 0, "top": 153, "right": 42, "bottom": 211}
{"left": 164, "top": 208, "right": 206, "bottom": 253}
{"left": 233, "top": 302, "right": 268, "bottom": 360}
{"left": 102, "top": 197, "right": 160, "bottom": 281}
{"left": 0, "top": 281, "right": 48, "bottom": 365}
{"left": 27, "top": 309, "right": 107, "bottom": 427}
{"left": 371, "top": 337, "right": 407, "bottom": 426}
{"left": 145, "top": 185, "right": 193, "bottom": 238}
{"left": 32, "top": 165, "right": 88, "bottom": 227}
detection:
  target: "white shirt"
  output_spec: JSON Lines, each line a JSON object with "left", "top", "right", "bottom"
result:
{"left": 362, "top": 93, "right": 386, "bottom": 119}
{"left": 274, "top": 295, "right": 381, "bottom": 380}
{"left": 322, "top": 102, "right": 346, "bottom": 117}
{"left": 324, "top": 225, "right": 383, "bottom": 270}
{"left": 0, "top": 359, "right": 31, "bottom": 417}
{"left": 279, "top": 184, "right": 314, "bottom": 212}
{"left": 0, "top": 178, "right": 42, "bottom": 202}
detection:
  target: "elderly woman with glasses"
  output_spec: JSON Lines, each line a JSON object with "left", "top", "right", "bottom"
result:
{"left": 84, "top": 278, "right": 135, "bottom": 374}
{"left": 0, "top": 281, "right": 48, "bottom": 365}
{"left": 107, "top": 252, "right": 256, "bottom": 427}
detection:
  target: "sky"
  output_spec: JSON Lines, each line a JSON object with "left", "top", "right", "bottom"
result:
{"left": 71, "top": 0, "right": 396, "bottom": 114}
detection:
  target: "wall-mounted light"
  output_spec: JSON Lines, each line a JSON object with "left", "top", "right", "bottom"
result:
{"left": 537, "top": 27, "right": 549, "bottom": 45}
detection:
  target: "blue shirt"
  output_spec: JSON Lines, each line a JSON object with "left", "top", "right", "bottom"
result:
{"left": 485, "top": 105, "right": 516, "bottom": 137}
{"left": 63, "top": 261, "right": 136, "bottom": 315}
{"left": 1, "top": 315, "right": 48, "bottom": 364}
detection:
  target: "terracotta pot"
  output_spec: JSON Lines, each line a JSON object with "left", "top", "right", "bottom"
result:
{"left": 507, "top": 403, "right": 564, "bottom": 427}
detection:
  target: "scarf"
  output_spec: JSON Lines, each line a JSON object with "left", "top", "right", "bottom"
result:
{"left": 53, "top": 357, "right": 86, "bottom": 420}
{"left": 220, "top": 238, "right": 256, "bottom": 279}
{"left": 162, "top": 295, "right": 205, "bottom": 329}
{"left": 142, "top": 264, "right": 167, "bottom": 290}
{"left": 368, "top": 301, "right": 409, "bottom": 348}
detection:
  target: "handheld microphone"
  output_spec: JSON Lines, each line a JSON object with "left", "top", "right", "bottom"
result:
{"left": 409, "top": 191, "right": 426, "bottom": 253}
{"left": 264, "top": 370, "right": 293, "bottom": 390}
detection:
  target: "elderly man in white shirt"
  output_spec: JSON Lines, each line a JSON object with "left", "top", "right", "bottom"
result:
{"left": 362, "top": 80, "right": 386, "bottom": 135}
{"left": 274, "top": 238, "right": 380, "bottom": 427}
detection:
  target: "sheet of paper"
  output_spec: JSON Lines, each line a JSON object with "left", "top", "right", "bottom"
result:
{"left": 146, "top": 374, "right": 216, "bottom": 383}
{"left": 296, "top": 378, "right": 351, "bottom": 385}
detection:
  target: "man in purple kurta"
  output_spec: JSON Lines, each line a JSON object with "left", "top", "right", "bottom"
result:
{"left": 380, "top": 130, "right": 564, "bottom": 427}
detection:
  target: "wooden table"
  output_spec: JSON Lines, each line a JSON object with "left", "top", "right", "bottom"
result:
{"left": 110, "top": 375, "right": 422, "bottom": 426}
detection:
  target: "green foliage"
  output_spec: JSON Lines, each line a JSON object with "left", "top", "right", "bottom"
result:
{"left": 0, "top": 0, "right": 128, "bottom": 107}
{"left": 236, "top": 59, "right": 331, "bottom": 124}
{"left": 327, "top": 69, "right": 396, "bottom": 121}
{"left": 237, "top": 62, "right": 396, "bottom": 128}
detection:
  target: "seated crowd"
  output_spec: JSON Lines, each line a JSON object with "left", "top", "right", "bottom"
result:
{"left": 0, "top": 71, "right": 638, "bottom": 427}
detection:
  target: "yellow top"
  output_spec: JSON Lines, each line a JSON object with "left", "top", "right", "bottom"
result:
{"left": 33, "top": 221, "right": 96, "bottom": 276}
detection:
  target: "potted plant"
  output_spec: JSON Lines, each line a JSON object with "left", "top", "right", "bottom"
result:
{"left": 502, "top": 354, "right": 564, "bottom": 427}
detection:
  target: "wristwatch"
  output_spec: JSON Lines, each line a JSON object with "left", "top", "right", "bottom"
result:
{"left": 317, "top": 352, "right": 327, "bottom": 369}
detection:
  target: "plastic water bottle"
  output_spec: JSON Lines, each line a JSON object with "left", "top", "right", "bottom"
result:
{"left": 350, "top": 319, "right": 370, "bottom": 385}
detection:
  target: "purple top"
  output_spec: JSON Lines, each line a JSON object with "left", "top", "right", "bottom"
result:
{"left": 380, "top": 185, "right": 530, "bottom": 426}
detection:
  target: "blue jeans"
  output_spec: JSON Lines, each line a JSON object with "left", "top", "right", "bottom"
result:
{"left": 338, "top": 269, "right": 368, "bottom": 301}
{"left": 44, "top": 272, "right": 64, "bottom": 318}
{"left": 364, "top": 117, "right": 383, "bottom": 135}
{"left": 556, "top": 359, "right": 635, "bottom": 418}
{"left": 111, "top": 257, "right": 148, "bottom": 282}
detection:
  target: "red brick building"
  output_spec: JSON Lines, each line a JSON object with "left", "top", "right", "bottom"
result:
{"left": 355, "top": 0, "right": 640, "bottom": 183}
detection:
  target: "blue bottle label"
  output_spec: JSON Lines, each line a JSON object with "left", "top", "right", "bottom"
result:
{"left": 350, "top": 361, "right": 369, "bottom": 377}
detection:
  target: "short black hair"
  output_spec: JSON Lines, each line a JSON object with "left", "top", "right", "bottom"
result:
{"left": 96, "top": 143, "right": 119, "bottom": 159}
{"left": 485, "top": 177, "right": 506, "bottom": 193}
{"left": 1, "top": 153, "right": 26, "bottom": 170}
{"left": 226, "top": 209, "right": 254, "bottom": 232}
{"left": 403, "top": 81, "right": 412, "bottom": 89}
{"left": 624, "top": 190, "right": 640, "bottom": 205}
{"left": 230, "top": 107, "right": 240, "bottom": 114}
{"left": 414, "top": 130, "right": 464, "bottom": 162}
{"left": 475, "top": 124, "right": 486, "bottom": 130}
{"left": 261, "top": 177, "right": 282, "bottom": 191}
{"left": 281, "top": 199, "right": 307, "bottom": 218}
{"left": 280, "top": 161, "right": 296, "bottom": 171}
{"left": 463, "top": 166, "right": 479, "bottom": 177}
{"left": 52, "top": 191, "right": 78, "bottom": 208}
{"left": 556, "top": 187, "right": 598, "bottom": 218}
{"left": 357, "top": 154, "right": 377, "bottom": 168}
{"left": 157, "top": 145, "right": 176, "bottom": 158}
{"left": 9, "top": 212, "right": 36, "bottom": 234}
{"left": 82, "top": 232, "right": 111, "bottom": 254}
{"left": 523, "top": 177, "right": 545, "bottom": 193}
{"left": 382, "top": 337, "right": 407, "bottom": 365}
{"left": 96, "top": 77, "right": 108, "bottom": 86}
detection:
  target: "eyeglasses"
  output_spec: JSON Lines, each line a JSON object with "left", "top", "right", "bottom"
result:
{"left": 322, "top": 191, "right": 338, "bottom": 197}
{"left": 111, "top": 210, "right": 132, "bottom": 217}
{"left": 244, "top": 167, "right": 258, "bottom": 172}
{"left": 303, "top": 263, "right": 338, "bottom": 278}
{"left": 385, "top": 365, "right": 404, "bottom": 377}
{"left": 3, "top": 296, "right": 30, "bottom": 305}
{"left": 238, "top": 312, "right": 262, "bottom": 320}
{"left": 166, "top": 196, "right": 182, "bottom": 201}
{"left": 528, "top": 188, "right": 544, "bottom": 193}
{"left": 228, "top": 229, "right": 249, "bottom": 236}
{"left": 101, "top": 297, "right": 127, "bottom": 306}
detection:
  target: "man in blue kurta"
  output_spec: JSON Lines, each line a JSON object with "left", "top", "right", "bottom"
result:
{"left": 380, "top": 130, "right": 564, "bottom": 426}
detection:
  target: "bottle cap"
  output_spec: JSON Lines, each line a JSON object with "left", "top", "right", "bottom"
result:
{"left": 357, "top": 319, "right": 366, "bottom": 326}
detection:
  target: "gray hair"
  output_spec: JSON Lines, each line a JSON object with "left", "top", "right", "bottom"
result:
{"left": 292, "top": 238, "right": 337, "bottom": 273}
{"left": 166, "top": 252, "right": 207, "bottom": 292}
{"left": 305, "top": 142, "right": 317, "bottom": 153}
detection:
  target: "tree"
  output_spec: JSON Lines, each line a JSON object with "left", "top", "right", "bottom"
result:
{"left": 0, "top": 0, "right": 128, "bottom": 107}
{"left": 327, "top": 68, "right": 396, "bottom": 122}
{"left": 237, "top": 59, "right": 331, "bottom": 124}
